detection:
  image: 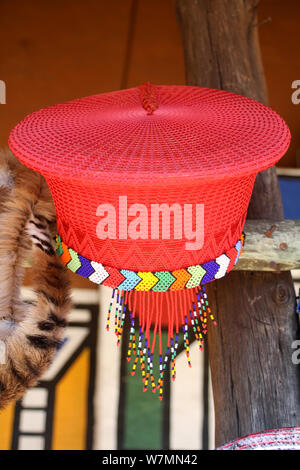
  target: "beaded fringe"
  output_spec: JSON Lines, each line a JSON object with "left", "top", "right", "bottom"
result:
{"left": 106, "top": 285, "right": 216, "bottom": 400}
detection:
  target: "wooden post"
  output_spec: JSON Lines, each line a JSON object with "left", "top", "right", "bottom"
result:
{"left": 175, "top": 0, "right": 300, "bottom": 447}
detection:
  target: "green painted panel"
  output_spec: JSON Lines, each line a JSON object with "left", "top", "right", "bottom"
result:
{"left": 123, "top": 331, "right": 168, "bottom": 450}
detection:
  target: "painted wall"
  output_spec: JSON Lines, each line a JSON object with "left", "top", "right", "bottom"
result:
{"left": 0, "top": 0, "right": 299, "bottom": 167}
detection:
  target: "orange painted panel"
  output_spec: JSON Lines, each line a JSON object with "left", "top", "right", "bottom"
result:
{"left": 52, "top": 348, "right": 90, "bottom": 450}
{"left": 0, "top": 403, "right": 15, "bottom": 450}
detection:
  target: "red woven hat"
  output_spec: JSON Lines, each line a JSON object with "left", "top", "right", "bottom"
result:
{"left": 9, "top": 83, "right": 290, "bottom": 398}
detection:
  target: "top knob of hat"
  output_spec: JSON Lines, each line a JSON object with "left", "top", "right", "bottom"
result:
{"left": 139, "top": 82, "right": 158, "bottom": 115}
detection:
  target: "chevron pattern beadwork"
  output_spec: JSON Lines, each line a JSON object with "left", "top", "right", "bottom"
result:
{"left": 56, "top": 233, "right": 245, "bottom": 292}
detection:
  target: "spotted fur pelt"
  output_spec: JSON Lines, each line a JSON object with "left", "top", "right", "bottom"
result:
{"left": 0, "top": 149, "right": 71, "bottom": 409}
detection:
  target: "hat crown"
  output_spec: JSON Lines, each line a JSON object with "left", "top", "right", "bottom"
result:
{"left": 8, "top": 84, "right": 290, "bottom": 184}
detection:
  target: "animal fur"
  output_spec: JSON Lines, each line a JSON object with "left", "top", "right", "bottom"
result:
{"left": 0, "top": 149, "right": 71, "bottom": 409}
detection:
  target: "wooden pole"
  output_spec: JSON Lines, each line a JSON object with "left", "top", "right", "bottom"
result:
{"left": 175, "top": 0, "right": 300, "bottom": 447}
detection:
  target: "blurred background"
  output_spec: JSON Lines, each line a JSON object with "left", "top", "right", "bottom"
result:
{"left": 0, "top": 0, "right": 299, "bottom": 450}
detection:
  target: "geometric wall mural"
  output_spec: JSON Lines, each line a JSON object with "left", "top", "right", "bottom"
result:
{"left": 0, "top": 288, "right": 215, "bottom": 450}
{"left": 1, "top": 289, "right": 98, "bottom": 450}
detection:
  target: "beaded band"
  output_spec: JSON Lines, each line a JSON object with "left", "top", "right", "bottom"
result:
{"left": 56, "top": 233, "right": 245, "bottom": 291}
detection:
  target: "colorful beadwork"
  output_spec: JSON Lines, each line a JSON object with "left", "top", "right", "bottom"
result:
{"left": 55, "top": 233, "right": 244, "bottom": 401}
{"left": 105, "top": 284, "right": 216, "bottom": 401}
{"left": 56, "top": 233, "right": 245, "bottom": 292}
{"left": 55, "top": 233, "right": 245, "bottom": 400}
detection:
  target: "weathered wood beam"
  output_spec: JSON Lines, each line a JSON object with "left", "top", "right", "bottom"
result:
{"left": 237, "top": 220, "right": 300, "bottom": 271}
{"left": 276, "top": 167, "right": 300, "bottom": 177}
